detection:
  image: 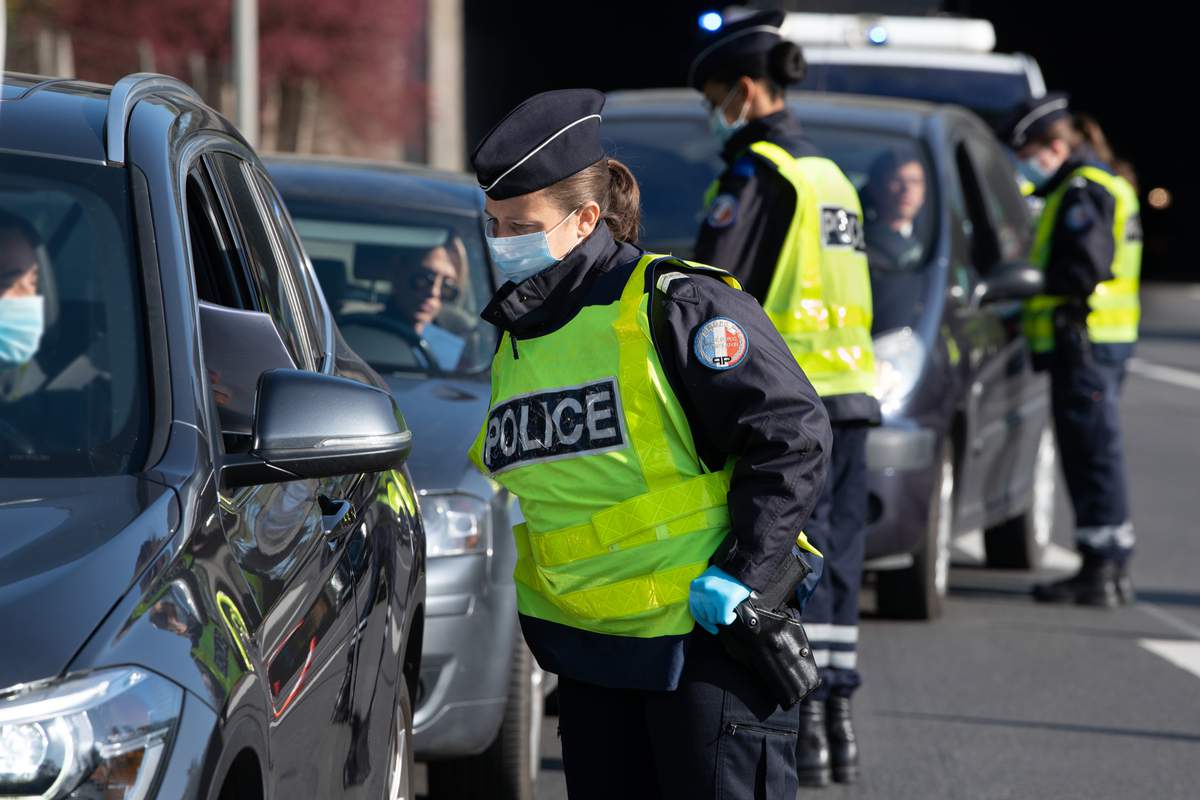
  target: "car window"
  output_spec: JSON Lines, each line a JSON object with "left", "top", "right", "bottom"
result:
{"left": 209, "top": 153, "right": 317, "bottom": 371}
{"left": 801, "top": 125, "right": 938, "bottom": 272}
{"left": 954, "top": 141, "right": 1001, "bottom": 270}
{"left": 248, "top": 166, "right": 327, "bottom": 366}
{"left": 602, "top": 115, "right": 939, "bottom": 271}
{"left": 0, "top": 152, "right": 150, "bottom": 477}
{"left": 963, "top": 133, "right": 1033, "bottom": 265}
{"left": 283, "top": 199, "right": 497, "bottom": 377}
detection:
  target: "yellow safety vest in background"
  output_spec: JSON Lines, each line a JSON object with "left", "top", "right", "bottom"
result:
{"left": 1024, "top": 166, "right": 1142, "bottom": 354}
{"left": 707, "top": 141, "right": 877, "bottom": 397}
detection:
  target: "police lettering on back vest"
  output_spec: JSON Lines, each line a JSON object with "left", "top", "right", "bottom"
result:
{"left": 1024, "top": 167, "right": 1142, "bottom": 354}
{"left": 703, "top": 142, "right": 877, "bottom": 398}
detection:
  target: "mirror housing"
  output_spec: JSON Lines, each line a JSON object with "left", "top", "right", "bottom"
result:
{"left": 221, "top": 369, "right": 412, "bottom": 489}
{"left": 975, "top": 261, "right": 1043, "bottom": 305}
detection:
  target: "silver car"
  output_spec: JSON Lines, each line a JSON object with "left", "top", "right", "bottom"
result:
{"left": 268, "top": 156, "right": 553, "bottom": 799}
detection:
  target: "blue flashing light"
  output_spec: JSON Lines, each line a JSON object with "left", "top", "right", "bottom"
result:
{"left": 699, "top": 12, "right": 724, "bottom": 32}
{"left": 867, "top": 25, "right": 889, "bottom": 46}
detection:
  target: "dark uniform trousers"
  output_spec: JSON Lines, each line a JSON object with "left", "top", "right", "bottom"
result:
{"left": 1048, "top": 319, "right": 1134, "bottom": 561}
{"left": 556, "top": 633, "right": 799, "bottom": 800}
{"left": 800, "top": 422, "right": 869, "bottom": 699}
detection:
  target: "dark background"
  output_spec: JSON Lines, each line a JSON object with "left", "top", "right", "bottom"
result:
{"left": 464, "top": 1, "right": 1186, "bottom": 280}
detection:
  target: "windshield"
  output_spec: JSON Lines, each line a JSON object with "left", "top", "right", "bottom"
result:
{"left": 0, "top": 153, "right": 149, "bottom": 477}
{"left": 602, "top": 115, "right": 938, "bottom": 271}
{"left": 798, "top": 64, "right": 1032, "bottom": 131}
{"left": 286, "top": 203, "right": 496, "bottom": 376}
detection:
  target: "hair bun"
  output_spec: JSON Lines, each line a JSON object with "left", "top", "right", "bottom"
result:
{"left": 767, "top": 41, "right": 807, "bottom": 86}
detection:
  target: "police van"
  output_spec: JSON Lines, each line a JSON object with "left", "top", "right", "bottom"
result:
{"left": 706, "top": 9, "right": 1046, "bottom": 134}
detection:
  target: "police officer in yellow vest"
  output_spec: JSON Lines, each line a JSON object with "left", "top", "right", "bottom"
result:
{"left": 468, "top": 89, "right": 832, "bottom": 799}
{"left": 689, "top": 12, "right": 878, "bottom": 787}
{"left": 1003, "top": 94, "right": 1142, "bottom": 607}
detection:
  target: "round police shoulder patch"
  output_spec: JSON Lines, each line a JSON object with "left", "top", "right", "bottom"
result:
{"left": 693, "top": 317, "right": 749, "bottom": 370}
{"left": 706, "top": 194, "right": 738, "bottom": 229}
{"left": 1064, "top": 203, "right": 1094, "bottom": 232}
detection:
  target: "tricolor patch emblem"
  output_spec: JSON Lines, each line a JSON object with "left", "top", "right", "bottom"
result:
{"left": 693, "top": 317, "right": 749, "bottom": 370}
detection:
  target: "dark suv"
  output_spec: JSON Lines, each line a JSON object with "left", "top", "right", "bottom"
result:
{"left": 0, "top": 73, "right": 425, "bottom": 799}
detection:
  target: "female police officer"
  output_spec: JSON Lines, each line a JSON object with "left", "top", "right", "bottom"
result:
{"left": 467, "top": 88, "right": 831, "bottom": 799}
{"left": 689, "top": 11, "right": 879, "bottom": 787}
{"left": 1003, "top": 94, "right": 1142, "bottom": 607}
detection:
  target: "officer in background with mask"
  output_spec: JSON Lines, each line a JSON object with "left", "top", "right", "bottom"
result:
{"left": 1003, "top": 94, "right": 1142, "bottom": 607}
{"left": 0, "top": 212, "right": 45, "bottom": 402}
{"left": 468, "top": 88, "right": 832, "bottom": 798}
{"left": 690, "top": 11, "right": 879, "bottom": 787}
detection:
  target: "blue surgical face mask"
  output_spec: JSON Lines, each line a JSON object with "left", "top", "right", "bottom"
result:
{"left": 486, "top": 207, "right": 581, "bottom": 285}
{"left": 0, "top": 295, "right": 45, "bottom": 366}
{"left": 708, "top": 86, "right": 749, "bottom": 145}
{"left": 1020, "top": 156, "right": 1054, "bottom": 189}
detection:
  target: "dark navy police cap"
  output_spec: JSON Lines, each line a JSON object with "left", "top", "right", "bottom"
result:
{"left": 471, "top": 89, "right": 606, "bottom": 201}
{"left": 688, "top": 10, "right": 785, "bottom": 90}
{"left": 1005, "top": 92, "right": 1071, "bottom": 150}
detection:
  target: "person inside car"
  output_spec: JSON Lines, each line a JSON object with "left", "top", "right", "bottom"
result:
{"left": 863, "top": 150, "right": 929, "bottom": 270}
{"left": 0, "top": 212, "right": 45, "bottom": 403}
{"left": 383, "top": 238, "right": 470, "bottom": 370}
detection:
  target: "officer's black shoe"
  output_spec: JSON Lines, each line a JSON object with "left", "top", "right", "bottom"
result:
{"left": 825, "top": 696, "right": 859, "bottom": 784}
{"left": 795, "top": 697, "right": 832, "bottom": 788}
{"left": 1114, "top": 563, "right": 1137, "bottom": 606}
{"left": 1032, "top": 555, "right": 1119, "bottom": 608}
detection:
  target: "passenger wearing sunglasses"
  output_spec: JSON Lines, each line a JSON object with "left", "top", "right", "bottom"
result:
{"left": 385, "top": 240, "right": 468, "bottom": 370}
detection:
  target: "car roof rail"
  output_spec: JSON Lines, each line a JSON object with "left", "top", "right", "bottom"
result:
{"left": 106, "top": 72, "right": 203, "bottom": 166}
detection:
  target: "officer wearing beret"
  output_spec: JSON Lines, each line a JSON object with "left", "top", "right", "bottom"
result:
{"left": 689, "top": 11, "right": 879, "bottom": 787}
{"left": 1003, "top": 94, "right": 1142, "bottom": 607}
{"left": 467, "top": 88, "right": 831, "bottom": 798}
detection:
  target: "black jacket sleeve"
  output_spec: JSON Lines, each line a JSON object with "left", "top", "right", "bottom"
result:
{"left": 648, "top": 264, "right": 832, "bottom": 593}
{"left": 1043, "top": 181, "right": 1117, "bottom": 300}
{"left": 691, "top": 157, "right": 797, "bottom": 303}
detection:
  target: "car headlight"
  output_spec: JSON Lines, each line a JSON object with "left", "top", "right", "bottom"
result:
{"left": 419, "top": 492, "right": 492, "bottom": 557}
{"left": 873, "top": 328, "right": 926, "bottom": 415}
{"left": 0, "top": 668, "right": 181, "bottom": 800}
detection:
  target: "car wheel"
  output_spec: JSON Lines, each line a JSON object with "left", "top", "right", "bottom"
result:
{"left": 876, "top": 440, "right": 954, "bottom": 620}
{"left": 983, "top": 425, "right": 1057, "bottom": 570}
{"left": 426, "top": 643, "right": 539, "bottom": 800}
{"left": 386, "top": 679, "right": 415, "bottom": 800}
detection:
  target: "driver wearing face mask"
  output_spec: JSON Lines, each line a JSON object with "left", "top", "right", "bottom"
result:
{"left": 0, "top": 214, "right": 46, "bottom": 402}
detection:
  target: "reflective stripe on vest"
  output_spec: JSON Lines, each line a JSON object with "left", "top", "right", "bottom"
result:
{"left": 743, "top": 141, "right": 877, "bottom": 397}
{"left": 1024, "top": 166, "right": 1142, "bottom": 353}
{"left": 469, "top": 254, "right": 740, "bottom": 638}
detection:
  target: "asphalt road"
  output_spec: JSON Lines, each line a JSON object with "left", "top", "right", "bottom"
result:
{"left": 432, "top": 284, "right": 1200, "bottom": 800}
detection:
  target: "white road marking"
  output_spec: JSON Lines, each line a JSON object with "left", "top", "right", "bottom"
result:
{"left": 1128, "top": 358, "right": 1200, "bottom": 392}
{"left": 1139, "top": 639, "right": 1200, "bottom": 681}
{"left": 1139, "top": 601, "right": 1200, "bottom": 641}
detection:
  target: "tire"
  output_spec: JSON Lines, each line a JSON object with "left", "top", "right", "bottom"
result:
{"left": 385, "top": 679, "right": 415, "bottom": 800}
{"left": 984, "top": 425, "right": 1057, "bottom": 570}
{"left": 426, "top": 643, "right": 541, "bottom": 800}
{"left": 876, "top": 440, "right": 954, "bottom": 620}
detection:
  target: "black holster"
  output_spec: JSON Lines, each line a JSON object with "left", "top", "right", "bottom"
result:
{"left": 714, "top": 542, "right": 822, "bottom": 710}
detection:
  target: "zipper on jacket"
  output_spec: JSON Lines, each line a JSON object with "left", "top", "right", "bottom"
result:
{"left": 725, "top": 722, "right": 796, "bottom": 737}
{"left": 510, "top": 334, "right": 520, "bottom": 360}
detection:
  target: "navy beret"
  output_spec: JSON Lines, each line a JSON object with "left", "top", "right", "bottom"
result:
{"left": 688, "top": 10, "right": 785, "bottom": 90}
{"left": 471, "top": 89, "right": 606, "bottom": 201}
{"left": 1004, "top": 92, "right": 1071, "bottom": 150}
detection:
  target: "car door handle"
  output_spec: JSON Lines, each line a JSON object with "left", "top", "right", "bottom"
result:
{"left": 318, "top": 496, "right": 356, "bottom": 540}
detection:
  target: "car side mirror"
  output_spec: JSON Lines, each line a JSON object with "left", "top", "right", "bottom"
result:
{"left": 975, "top": 261, "right": 1043, "bottom": 305}
{"left": 221, "top": 369, "right": 412, "bottom": 489}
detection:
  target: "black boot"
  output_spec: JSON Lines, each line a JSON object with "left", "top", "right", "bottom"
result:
{"left": 1032, "top": 554, "right": 1119, "bottom": 607}
{"left": 1114, "top": 561, "right": 1136, "bottom": 605}
{"left": 825, "top": 696, "right": 859, "bottom": 784}
{"left": 795, "top": 697, "right": 831, "bottom": 788}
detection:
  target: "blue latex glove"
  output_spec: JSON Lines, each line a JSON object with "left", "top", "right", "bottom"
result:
{"left": 689, "top": 566, "right": 752, "bottom": 635}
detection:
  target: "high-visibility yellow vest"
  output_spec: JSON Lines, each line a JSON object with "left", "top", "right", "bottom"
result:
{"left": 1024, "top": 166, "right": 1142, "bottom": 354}
{"left": 469, "top": 253, "right": 819, "bottom": 639}
{"left": 706, "top": 141, "right": 876, "bottom": 397}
